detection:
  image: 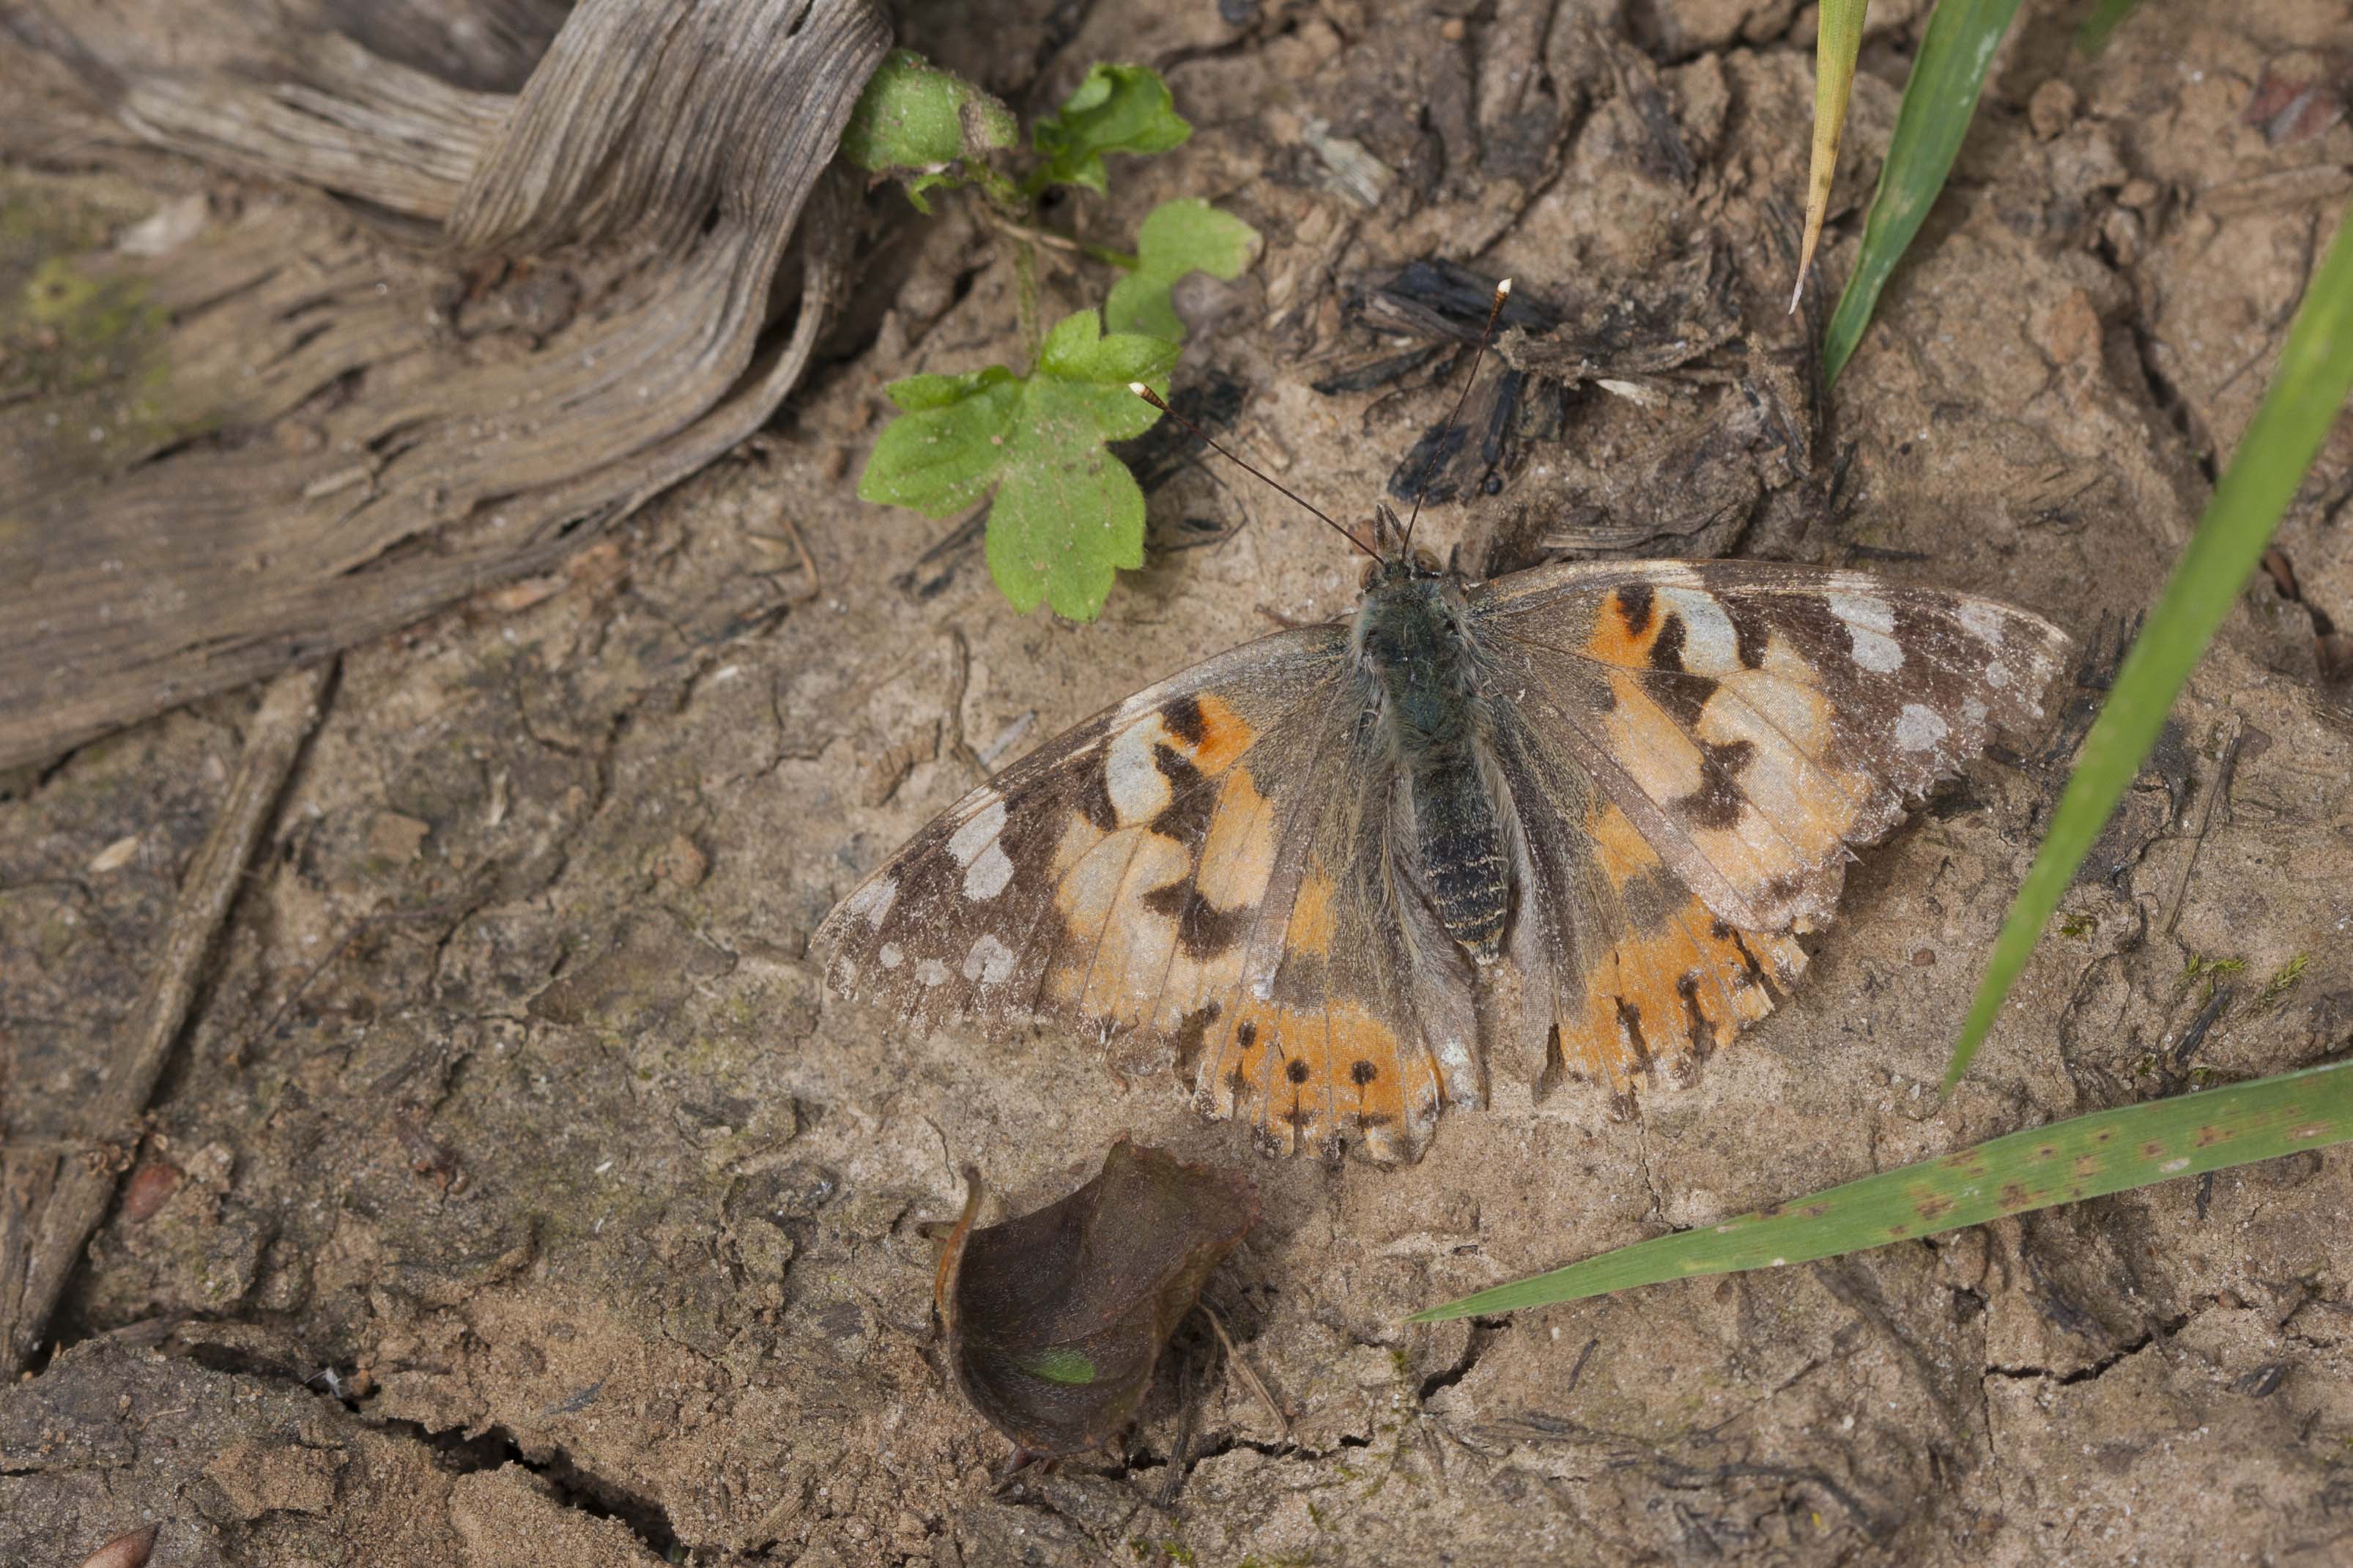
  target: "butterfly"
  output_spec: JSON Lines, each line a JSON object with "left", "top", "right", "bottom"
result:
{"left": 817, "top": 294, "right": 2069, "bottom": 1164}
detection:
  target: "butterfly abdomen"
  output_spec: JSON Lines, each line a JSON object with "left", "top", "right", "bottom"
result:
{"left": 1355, "top": 570, "right": 1511, "bottom": 963}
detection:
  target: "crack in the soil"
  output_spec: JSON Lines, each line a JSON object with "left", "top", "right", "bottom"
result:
{"left": 381, "top": 1412, "right": 681, "bottom": 1559}
{"left": 1984, "top": 1312, "right": 2192, "bottom": 1386}
{"left": 1418, "top": 1315, "right": 1506, "bottom": 1404}
{"left": 88, "top": 1333, "right": 683, "bottom": 1560}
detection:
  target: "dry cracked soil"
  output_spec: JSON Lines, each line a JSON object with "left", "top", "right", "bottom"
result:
{"left": 5, "top": 1, "right": 2353, "bottom": 1565}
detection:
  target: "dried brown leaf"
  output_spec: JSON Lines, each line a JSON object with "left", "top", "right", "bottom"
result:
{"left": 935, "top": 1140, "right": 1257, "bottom": 1457}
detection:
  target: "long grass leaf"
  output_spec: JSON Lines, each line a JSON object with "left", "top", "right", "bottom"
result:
{"left": 2075, "top": 0, "right": 2146, "bottom": 55}
{"left": 1791, "top": 0, "right": 1869, "bottom": 313}
{"left": 1820, "top": 0, "right": 2023, "bottom": 383}
{"left": 1413, "top": 1060, "right": 2352, "bottom": 1321}
{"left": 1943, "top": 201, "right": 2353, "bottom": 1090}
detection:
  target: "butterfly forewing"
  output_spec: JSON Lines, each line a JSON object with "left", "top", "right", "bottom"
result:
{"left": 815, "top": 625, "right": 1349, "bottom": 1055}
{"left": 1473, "top": 561, "right": 2069, "bottom": 930}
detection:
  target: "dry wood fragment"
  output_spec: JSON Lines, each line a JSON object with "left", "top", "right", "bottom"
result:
{"left": 0, "top": 661, "right": 333, "bottom": 1378}
{"left": 0, "top": 0, "right": 892, "bottom": 770}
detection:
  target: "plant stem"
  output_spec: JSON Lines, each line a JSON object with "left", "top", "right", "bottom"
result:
{"left": 979, "top": 207, "right": 1140, "bottom": 270}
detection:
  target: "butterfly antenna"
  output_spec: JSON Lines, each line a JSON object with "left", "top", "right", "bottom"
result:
{"left": 1402, "top": 276, "right": 1513, "bottom": 552}
{"left": 1128, "top": 383, "right": 1380, "bottom": 560}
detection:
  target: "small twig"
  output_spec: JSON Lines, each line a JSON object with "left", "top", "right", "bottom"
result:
{"left": 746, "top": 512, "right": 822, "bottom": 605}
{"left": 941, "top": 628, "right": 989, "bottom": 783}
{"left": 2161, "top": 718, "right": 2244, "bottom": 937}
{"left": 974, "top": 205, "right": 1139, "bottom": 270}
{"left": 1, "top": 660, "right": 335, "bottom": 1377}
{"left": 2172, "top": 983, "right": 2235, "bottom": 1069}
{"left": 1199, "top": 1302, "right": 1292, "bottom": 1445}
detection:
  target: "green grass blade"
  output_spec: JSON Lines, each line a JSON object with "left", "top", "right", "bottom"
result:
{"left": 2075, "top": 0, "right": 2145, "bottom": 55}
{"left": 1791, "top": 0, "right": 1868, "bottom": 313}
{"left": 1820, "top": 0, "right": 2023, "bottom": 384}
{"left": 1413, "top": 1060, "right": 2352, "bottom": 1322}
{"left": 1943, "top": 200, "right": 2353, "bottom": 1090}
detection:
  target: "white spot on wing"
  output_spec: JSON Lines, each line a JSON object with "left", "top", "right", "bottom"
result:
{"left": 842, "top": 875, "right": 897, "bottom": 930}
{"left": 1963, "top": 697, "right": 1988, "bottom": 726}
{"left": 1659, "top": 587, "right": 1738, "bottom": 674}
{"left": 1957, "top": 600, "right": 2008, "bottom": 646}
{"left": 1105, "top": 719, "right": 1173, "bottom": 825}
{"left": 879, "top": 943, "right": 903, "bottom": 969}
{"left": 1894, "top": 703, "right": 1949, "bottom": 752}
{"left": 964, "top": 840, "right": 1015, "bottom": 901}
{"left": 946, "top": 797, "right": 1007, "bottom": 866}
{"left": 916, "top": 958, "right": 949, "bottom": 988}
{"left": 1829, "top": 592, "right": 1903, "bottom": 674}
{"left": 1985, "top": 662, "right": 2011, "bottom": 689}
{"left": 963, "top": 933, "right": 1015, "bottom": 986}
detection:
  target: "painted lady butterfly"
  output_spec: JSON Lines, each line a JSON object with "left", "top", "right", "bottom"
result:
{"left": 818, "top": 293, "right": 2068, "bottom": 1164}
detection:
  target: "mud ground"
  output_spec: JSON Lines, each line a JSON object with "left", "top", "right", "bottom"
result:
{"left": 6, "top": 1, "right": 2352, "bottom": 1564}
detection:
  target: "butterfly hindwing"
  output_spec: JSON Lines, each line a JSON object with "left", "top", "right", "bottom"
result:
{"left": 1195, "top": 689, "right": 1473, "bottom": 1162}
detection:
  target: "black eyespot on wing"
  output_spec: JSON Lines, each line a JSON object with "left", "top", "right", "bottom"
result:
{"left": 1236, "top": 1019, "right": 1258, "bottom": 1052}
{"left": 1287, "top": 1058, "right": 1312, "bottom": 1085}
{"left": 1350, "top": 1060, "right": 1379, "bottom": 1087}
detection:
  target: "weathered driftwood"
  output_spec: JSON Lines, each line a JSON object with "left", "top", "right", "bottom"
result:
{"left": 0, "top": 0, "right": 891, "bottom": 771}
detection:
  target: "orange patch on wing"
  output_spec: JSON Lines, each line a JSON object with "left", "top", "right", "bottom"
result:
{"left": 1047, "top": 828, "right": 1187, "bottom": 1016}
{"left": 1601, "top": 672, "right": 1705, "bottom": 808}
{"left": 1189, "top": 694, "right": 1257, "bottom": 776}
{"left": 1587, "top": 804, "right": 1659, "bottom": 889}
{"left": 1555, "top": 892, "right": 1807, "bottom": 1093}
{"left": 1585, "top": 586, "right": 1669, "bottom": 666}
{"left": 1198, "top": 996, "right": 1439, "bottom": 1158}
{"left": 1195, "top": 766, "right": 1274, "bottom": 911}
{"left": 1285, "top": 863, "right": 1339, "bottom": 956}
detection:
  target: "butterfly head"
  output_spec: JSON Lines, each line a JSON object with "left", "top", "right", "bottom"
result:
{"left": 1360, "top": 502, "right": 1448, "bottom": 590}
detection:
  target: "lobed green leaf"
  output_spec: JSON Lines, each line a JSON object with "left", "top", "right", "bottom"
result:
{"left": 1105, "top": 198, "right": 1261, "bottom": 341}
{"left": 1030, "top": 63, "right": 1191, "bottom": 195}
{"left": 857, "top": 313, "right": 1177, "bottom": 620}
{"left": 1415, "top": 1060, "right": 2353, "bottom": 1321}
{"left": 840, "top": 48, "right": 1018, "bottom": 212}
{"left": 856, "top": 366, "right": 1021, "bottom": 518}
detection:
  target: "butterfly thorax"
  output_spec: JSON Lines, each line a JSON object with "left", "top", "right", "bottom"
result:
{"left": 1351, "top": 557, "right": 1511, "bottom": 965}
